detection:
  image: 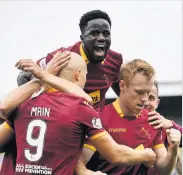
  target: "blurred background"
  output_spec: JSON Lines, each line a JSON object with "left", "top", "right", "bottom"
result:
{"left": 0, "top": 0, "right": 182, "bottom": 170}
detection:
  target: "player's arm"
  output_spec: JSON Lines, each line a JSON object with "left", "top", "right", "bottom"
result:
{"left": 90, "top": 133, "right": 156, "bottom": 167}
{"left": 75, "top": 147, "right": 96, "bottom": 175}
{"left": 39, "top": 72, "right": 92, "bottom": 104}
{"left": 77, "top": 103, "right": 155, "bottom": 174}
{"left": 0, "top": 79, "right": 42, "bottom": 119}
{"left": 154, "top": 128, "right": 181, "bottom": 175}
{"left": 0, "top": 121, "right": 14, "bottom": 147}
{"left": 17, "top": 53, "right": 93, "bottom": 104}
{"left": 148, "top": 111, "right": 182, "bottom": 147}
{"left": 149, "top": 111, "right": 182, "bottom": 133}
{"left": 171, "top": 120, "right": 182, "bottom": 134}
{"left": 175, "top": 151, "right": 182, "bottom": 175}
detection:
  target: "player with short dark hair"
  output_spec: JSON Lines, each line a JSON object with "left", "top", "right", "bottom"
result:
{"left": 18, "top": 9, "right": 122, "bottom": 108}
{"left": 79, "top": 10, "right": 112, "bottom": 34}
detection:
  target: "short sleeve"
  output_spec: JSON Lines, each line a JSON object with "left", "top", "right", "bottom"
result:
{"left": 3, "top": 120, "right": 14, "bottom": 131}
{"left": 4, "top": 109, "right": 18, "bottom": 130}
{"left": 79, "top": 101, "right": 107, "bottom": 140}
{"left": 172, "top": 120, "right": 182, "bottom": 134}
{"left": 153, "top": 130, "right": 165, "bottom": 150}
{"left": 84, "top": 139, "right": 97, "bottom": 152}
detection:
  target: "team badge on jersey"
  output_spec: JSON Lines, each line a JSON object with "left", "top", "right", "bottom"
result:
{"left": 92, "top": 118, "right": 102, "bottom": 129}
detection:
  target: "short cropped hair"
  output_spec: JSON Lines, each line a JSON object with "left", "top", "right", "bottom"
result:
{"left": 120, "top": 59, "right": 155, "bottom": 86}
{"left": 79, "top": 10, "right": 111, "bottom": 33}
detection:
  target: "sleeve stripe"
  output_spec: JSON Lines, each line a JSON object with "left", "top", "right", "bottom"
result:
{"left": 3, "top": 122, "right": 13, "bottom": 131}
{"left": 88, "top": 131, "right": 107, "bottom": 140}
{"left": 153, "top": 144, "right": 165, "bottom": 150}
{"left": 84, "top": 144, "right": 96, "bottom": 152}
{"left": 135, "top": 144, "right": 145, "bottom": 150}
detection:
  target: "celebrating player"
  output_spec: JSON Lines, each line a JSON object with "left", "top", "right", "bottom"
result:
{"left": 0, "top": 54, "right": 156, "bottom": 174}
{"left": 17, "top": 10, "right": 123, "bottom": 109}
{"left": 145, "top": 82, "right": 182, "bottom": 175}
{"left": 74, "top": 59, "right": 181, "bottom": 175}
{"left": 1, "top": 10, "right": 123, "bottom": 174}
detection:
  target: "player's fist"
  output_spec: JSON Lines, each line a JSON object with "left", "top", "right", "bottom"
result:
{"left": 166, "top": 128, "right": 181, "bottom": 148}
{"left": 143, "top": 148, "right": 156, "bottom": 168}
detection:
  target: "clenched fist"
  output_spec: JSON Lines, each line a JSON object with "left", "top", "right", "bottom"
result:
{"left": 166, "top": 128, "right": 181, "bottom": 149}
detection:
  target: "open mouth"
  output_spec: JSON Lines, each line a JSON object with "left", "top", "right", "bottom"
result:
{"left": 94, "top": 45, "right": 106, "bottom": 57}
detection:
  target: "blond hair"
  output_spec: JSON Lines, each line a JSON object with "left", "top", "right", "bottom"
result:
{"left": 120, "top": 59, "right": 155, "bottom": 85}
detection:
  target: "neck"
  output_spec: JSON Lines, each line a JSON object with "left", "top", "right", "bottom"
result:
{"left": 118, "top": 97, "right": 136, "bottom": 117}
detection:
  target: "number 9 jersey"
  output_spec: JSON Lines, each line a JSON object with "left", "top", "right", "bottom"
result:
{"left": 7, "top": 90, "right": 106, "bottom": 175}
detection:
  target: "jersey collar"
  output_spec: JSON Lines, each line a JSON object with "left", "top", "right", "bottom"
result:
{"left": 112, "top": 98, "right": 140, "bottom": 118}
{"left": 112, "top": 98, "right": 124, "bottom": 117}
{"left": 80, "top": 43, "right": 89, "bottom": 65}
{"left": 46, "top": 86, "right": 58, "bottom": 93}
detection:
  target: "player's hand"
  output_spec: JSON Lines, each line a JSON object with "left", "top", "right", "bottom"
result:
{"left": 166, "top": 128, "right": 181, "bottom": 149}
{"left": 143, "top": 148, "right": 156, "bottom": 168}
{"left": 148, "top": 111, "right": 173, "bottom": 129}
{"left": 15, "top": 59, "right": 44, "bottom": 80}
{"left": 46, "top": 51, "right": 71, "bottom": 75}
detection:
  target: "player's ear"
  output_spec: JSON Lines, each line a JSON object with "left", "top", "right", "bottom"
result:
{"left": 156, "top": 98, "right": 160, "bottom": 108}
{"left": 74, "top": 69, "right": 81, "bottom": 81}
{"left": 119, "top": 80, "right": 126, "bottom": 92}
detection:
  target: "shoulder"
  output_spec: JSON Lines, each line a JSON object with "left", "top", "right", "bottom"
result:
{"left": 44, "top": 41, "right": 80, "bottom": 64}
{"left": 96, "top": 103, "right": 113, "bottom": 124}
{"left": 107, "top": 49, "right": 123, "bottom": 62}
{"left": 98, "top": 103, "right": 113, "bottom": 116}
{"left": 79, "top": 100, "right": 99, "bottom": 117}
{"left": 105, "top": 49, "right": 123, "bottom": 72}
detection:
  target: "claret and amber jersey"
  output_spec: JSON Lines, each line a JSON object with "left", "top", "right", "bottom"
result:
{"left": 37, "top": 41, "right": 123, "bottom": 109}
{"left": 1, "top": 41, "right": 122, "bottom": 174}
{"left": 5, "top": 90, "right": 106, "bottom": 175}
{"left": 85, "top": 98, "right": 164, "bottom": 175}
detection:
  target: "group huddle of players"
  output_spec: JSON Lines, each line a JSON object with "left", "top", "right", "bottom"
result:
{"left": 0, "top": 10, "right": 182, "bottom": 175}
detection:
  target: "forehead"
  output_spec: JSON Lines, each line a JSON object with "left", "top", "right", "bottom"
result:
{"left": 85, "top": 18, "right": 110, "bottom": 31}
{"left": 129, "top": 73, "right": 154, "bottom": 90}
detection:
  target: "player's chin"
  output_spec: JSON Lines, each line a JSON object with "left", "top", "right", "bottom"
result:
{"left": 92, "top": 55, "right": 105, "bottom": 64}
{"left": 134, "top": 106, "right": 143, "bottom": 114}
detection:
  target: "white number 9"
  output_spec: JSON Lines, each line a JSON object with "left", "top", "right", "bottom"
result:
{"left": 24, "top": 120, "right": 47, "bottom": 162}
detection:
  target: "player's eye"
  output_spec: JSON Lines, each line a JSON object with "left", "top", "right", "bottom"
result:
{"left": 136, "top": 90, "right": 144, "bottom": 95}
{"left": 103, "top": 31, "right": 110, "bottom": 37}
{"left": 90, "top": 31, "right": 99, "bottom": 36}
{"left": 148, "top": 95, "right": 155, "bottom": 101}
